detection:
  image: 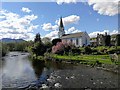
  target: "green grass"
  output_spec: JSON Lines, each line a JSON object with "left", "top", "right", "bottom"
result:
{"left": 52, "top": 54, "right": 117, "bottom": 64}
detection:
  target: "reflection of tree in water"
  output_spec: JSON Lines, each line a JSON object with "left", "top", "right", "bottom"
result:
{"left": 31, "top": 60, "right": 75, "bottom": 79}
{"left": 31, "top": 60, "right": 45, "bottom": 78}
{"left": 0, "top": 58, "right": 6, "bottom": 69}
{"left": 45, "top": 61, "right": 74, "bottom": 70}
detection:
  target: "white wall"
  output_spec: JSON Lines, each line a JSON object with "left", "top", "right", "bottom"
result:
{"left": 62, "top": 32, "right": 90, "bottom": 47}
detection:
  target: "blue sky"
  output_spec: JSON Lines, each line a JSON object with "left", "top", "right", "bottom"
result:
{"left": 0, "top": 1, "right": 119, "bottom": 40}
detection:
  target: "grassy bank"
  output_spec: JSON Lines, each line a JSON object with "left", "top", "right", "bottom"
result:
{"left": 51, "top": 54, "right": 119, "bottom": 65}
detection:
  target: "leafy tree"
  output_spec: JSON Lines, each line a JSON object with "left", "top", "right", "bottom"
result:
{"left": 42, "top": 37, "right": 51, "bottom": 44}
{"left": 52, "top": 41, "right": 74, "bottom": 55}
{"left": 116, "top": 34, "right": 120, "bottom": 46}
{"left": 105, "top": 35, "right": 111, "bottom": 46}
{"left": 84, "top": 46, "right": 92, "bottom": 54}
{"left": 32, "top": 33, "right": 46, "bottom": 56}
{"left": 42, "top": 37, "right": 52, "bottom": 52}
{"left": 0, "top": 42, "right": 9, "bottom": 56}
{"left": 52, "top": 38, "right": 61, "bottom": 45}
{"left": 34, "top": 33, "right": 41, "bottom": 43}
{"left": 32, "top": 42, "right": 46, "bottom": 56}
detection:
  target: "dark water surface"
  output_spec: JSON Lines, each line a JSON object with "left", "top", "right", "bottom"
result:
{"left": 0, "top": 52, "right": 119, "bottom": 89}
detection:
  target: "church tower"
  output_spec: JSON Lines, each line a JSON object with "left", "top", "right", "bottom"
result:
{"left": 58, "top": 17, "right": 65, "bottom": 38}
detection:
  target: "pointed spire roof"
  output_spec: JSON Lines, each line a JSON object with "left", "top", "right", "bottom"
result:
{"left": 60, "top": 16, "right": 64, "bottom": 28}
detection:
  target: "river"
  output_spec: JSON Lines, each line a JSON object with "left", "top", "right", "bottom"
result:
{"left": 0, "top": 52, "right": 119, "bottom": 89}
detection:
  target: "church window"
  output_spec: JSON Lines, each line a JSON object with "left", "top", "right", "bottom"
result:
{"left": 76, "top": 38, "right": 79, "bottom": 45}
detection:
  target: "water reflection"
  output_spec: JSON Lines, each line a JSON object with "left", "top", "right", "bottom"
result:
{"left": 31, "top": 60, "right": 45, "bottom": 78}
{"left": 2, "top": 52, "right": 73, "bottom": 88}
{"left": 1, "top": 52, "right": 118, "bottom": 89}
{"left": 2, "top": 52, "right": 37, "bottom": 88}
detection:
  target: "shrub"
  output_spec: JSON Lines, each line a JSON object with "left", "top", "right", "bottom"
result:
{"left": 71, "top": 48, "right": 81, "bottom": 55}
{"left": 84, "top": 46, "right": 92, "bottom": 54}
{"left": 52, "top": 41, "right": 74, "bottom": 55}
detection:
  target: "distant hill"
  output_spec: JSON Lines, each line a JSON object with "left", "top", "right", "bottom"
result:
{"left": 1, "top": 38, "right": 25, "bottom": 43}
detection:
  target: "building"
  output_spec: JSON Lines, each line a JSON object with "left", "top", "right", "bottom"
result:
{"left": 96, "top": 32, "right": 111, "bottom": 46}
{"left": 111, "top": 34, "right": 120, "bottom": 46}
{"left": 58, "top": 17, "right": 90, "bottom": 47}
{"left": 90, "top": 33, "right": 120, "bottom": 46}
{"left": 90, "top": 37, "right": 97, "bottom": 47}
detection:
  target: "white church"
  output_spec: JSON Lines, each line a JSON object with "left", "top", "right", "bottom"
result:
{"left": 58, "top": 17, "right": 90, "bottom": 47}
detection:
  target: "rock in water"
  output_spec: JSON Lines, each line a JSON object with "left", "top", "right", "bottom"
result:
{"left": 54, "top": 83, "right": 62, "bottom": 88}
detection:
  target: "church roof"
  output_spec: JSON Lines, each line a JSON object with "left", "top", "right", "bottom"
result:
{"left": 61, "top": 32, "right": 84, "bottom": 39}
{"left": 59, "top": 17, "right": 64, "bottom": 28}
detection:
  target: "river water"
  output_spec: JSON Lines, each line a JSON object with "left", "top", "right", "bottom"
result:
{"left": 0, "top": 52, "right": 119, "bottom": 89}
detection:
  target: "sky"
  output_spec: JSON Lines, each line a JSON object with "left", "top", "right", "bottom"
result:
{"left": 0, "top": 0, "right": 119, "bottom": 40}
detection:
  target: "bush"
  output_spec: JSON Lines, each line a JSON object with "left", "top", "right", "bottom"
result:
{"left": 52, "top": 41, "right": 74, "bottom": 55}
{"left": 71, "top": 48, "right": 81, "bottom": 55}
{"left": 84, "top": 46, "right": 92, "bottom": 54}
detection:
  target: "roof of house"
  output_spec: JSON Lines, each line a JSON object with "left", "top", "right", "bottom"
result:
{"left": 61, "top": 32, "right": 84, "bottom": 39}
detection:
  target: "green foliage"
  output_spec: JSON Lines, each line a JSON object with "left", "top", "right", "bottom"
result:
{"left": 1, "top": 40, "right": 34, "bottom": 57}
{"left": 71, "top": 48, "right": 81, "bottom": 55}
{"left": 0, "top": 42, "right": 9, "bottom": 56}
{"left": 52, "top": 38, "right": 61, "bottom": 45}
{"left": 105, "top": 35, "right": 111, "bottom": 46}
{"left": 52, "top": 54, "right": 114, "bottom": 64}
{"left": 34, "top": 33, "right": 41, "bottom": 43}
{"left": 84, "top": 46, "right": 92, "bottom": 54}
{"left": 31, "top": 33, "right": 49, "bottom": 56}
{"left": 116, "top": 34, "right": 120, "bottom": 46}
{"left": 32, "top": 42, "right": 46, "bottom": 56}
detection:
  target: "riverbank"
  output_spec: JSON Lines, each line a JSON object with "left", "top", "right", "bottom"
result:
{"left": 44, "top": 64, "right": 119, "bottom": 89}
{"left": 43, "top": 53, "right": 119, "bottom": 74}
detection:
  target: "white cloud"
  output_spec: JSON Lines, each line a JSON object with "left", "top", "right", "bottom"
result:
{"left": 21, "top": 7, "right": 31, "bottom": 13}
{"left": 45, "top": 27, "right": 81, "bottom": 40}
{"left": 56, "top": 0, "right": 77, "bottom": 4}
{"left": 56, "top": 0, "right": 119, "bottom": 16}
{"left": 89, "top": 30, "right": 118, "bottom": 38}
{"left": 42, "top": 23, "right": 58, "bottom": 31}
{"left": 45, "top": 30, "right": 58, "bottom": 39}
{"left": 65, "top": 27, "right": 81, "bottom": 34}
{"left": 110, "top": 30, "right": 118, "bottom": 35}
{"left": 0, "top": 9, "right": 38, "bottom": 40}
{"left": 88, "top": 0, "right": 120, "bottom": 16}
{"left": 56, "top": 15, "right": 80, "bottom": 26}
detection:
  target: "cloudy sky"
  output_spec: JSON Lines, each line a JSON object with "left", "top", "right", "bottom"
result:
{"left": 0, "top": 0, "right": 119, "bottom": 40}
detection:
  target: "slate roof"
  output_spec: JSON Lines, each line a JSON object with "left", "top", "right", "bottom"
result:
{"left": 61, "top": 32, "right": 84, "bottom": 39}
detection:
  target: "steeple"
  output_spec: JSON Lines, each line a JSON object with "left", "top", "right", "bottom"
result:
{"left": 58, "top": 17, "right": 65, "bottom": 38}
{"left": 60, "top": 17, "right": 64, "bottom": 28}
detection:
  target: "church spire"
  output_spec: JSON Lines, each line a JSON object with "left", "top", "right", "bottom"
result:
{"left": 58, "top": 17, "right": 65, "bottom": 38}
{"left": 60, "top": 16, "right": 64, "bottom": 28}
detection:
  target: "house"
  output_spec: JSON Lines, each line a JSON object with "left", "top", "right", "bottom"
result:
{"left": 58, "top": 17, "right": 90, "bottom": 47}
{"left": 90, "top": 37, "right": 97, "bottom": 47}
{"left": 111, "top": 34, "right": 120, "bottom": 46}
{"left": 90, "top": 33, "right": 120, "bottom": 46}
{"left": 96, "top": 32, "right": 111, "bottom": 46}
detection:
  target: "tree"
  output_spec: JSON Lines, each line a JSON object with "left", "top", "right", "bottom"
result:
{"left": 32, "top": 33, "right": 46, "bottom": 56}
{"left": 42, "top": 37, "right": 51, "bottom": 44}
{"left": 116, "top": 34, "right": 120, "bottom": 46}
{"left": 34, "top": 33, "right": 41, "bottom": 43}
{"left": 52, "top": 41, "right": 74, "bottom": 55}
{"left": 52, "top": 38, "right": 61, "bottom": 45}
{"left": 105, "top": 35, "right": 111, "bottom": 46}
{"left": 32, "top": 42, "right": 46, "bottom": 56}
